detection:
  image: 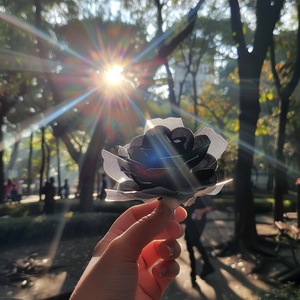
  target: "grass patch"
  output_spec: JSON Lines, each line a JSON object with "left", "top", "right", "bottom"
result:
{"left": 0, "top": 198, "right": 140, "bottom": 218}
{"left": 0, "top": 211, "right": 120, "bottom": 246}
{"left": 0, "top": 199, "right": 140, "bottom": 246}
{"left": 0, "top": 192, "right": 297, "bottom": 246}
{"left": 214, "top": 191, "right": 296, "bottom": 213}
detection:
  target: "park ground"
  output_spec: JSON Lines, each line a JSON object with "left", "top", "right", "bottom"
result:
{"left": 0, "top": 196, "right": 299, "bottom": 299}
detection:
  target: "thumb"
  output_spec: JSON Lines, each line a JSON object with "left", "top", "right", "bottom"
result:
{"left": 111, "top": 200, "right": 173, "bottom": 261}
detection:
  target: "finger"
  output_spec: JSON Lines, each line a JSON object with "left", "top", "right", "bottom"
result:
{"left": 109, "top": 200, "right": 186, "bottom": 234}
{"left": 124, "top": 201, "right": 186, "bottom": 228}
{"left": 94, "top": 201, "right": 186, "bottom": 256}
{"left": 152, "top": 259, "right": 180, "bottom": 279}
{"left": 108, "top": 200, "right": 174, "bottom": 261}
{"left": 161, "top": 220, "right": 184, "bottom": 239}
{"left": 174, "top": 205, "right": 187, "bottom": 223}
{"left": 158, "top": 239, "right": 181, "bottom": 260}
{"left": 139, "top": 239, "right": 181, "bottom": 270}
{"left": 139, "top": 260, "right": 179, "bottom": 297}
{"left": 94, "top": 201, "right": 160, "bottom": 255}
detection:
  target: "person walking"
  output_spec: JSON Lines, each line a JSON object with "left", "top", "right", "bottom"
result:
{"left": 61, "top": 179, "right": 70, "bottom": 199}
{"left": 42, "top": 177, "right": 56, "bottom": 214}
{"left": 184, "top": 195, "right": 215, "bottom": 287}
{"left": 10, "top": 178, "right": 19, "bottom": 203}
{"left": 98, "top": 173, "right": 107, "bottom": 201}
{"left": 4, "top": 179, "right": 12, "bottom": 203}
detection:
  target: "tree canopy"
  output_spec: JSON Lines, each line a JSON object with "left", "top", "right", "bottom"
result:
{"left": 0, "top": 1, "right": 299, "bottom": 250}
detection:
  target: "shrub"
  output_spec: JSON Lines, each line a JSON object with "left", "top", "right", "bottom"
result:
{"left": 0, "top": 212, "right": 120, "bottom": 246}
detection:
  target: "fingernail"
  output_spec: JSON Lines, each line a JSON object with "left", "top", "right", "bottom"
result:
{"left": 156, "top": 265, "right": 167, "bottom": 278}
{"left": 165, "top": 244, "right": 174, "bottom": 257}
{"left": 159, "top": 242, "right": 174, "bottom": 258}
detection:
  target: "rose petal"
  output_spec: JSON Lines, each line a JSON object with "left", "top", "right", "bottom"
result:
{"left": 118, "top": 180, "right": 141, "bottom": 191}
{"left": 118, "top": 146, "right": 129, "bottom": 157}
{"left": 193, "top": 169, "right": 216, "bottom": 183}
{"left": 105, "top": 189, "right": 158, "bottom": 202}
{"left": 194, "top": 126, "right": 227, "bottom": 159}
{"left": 102, "top": 150, "right": 130, "bottom": 183}
{"left": 171, "top": 127, "right": 194, "bottom": 152}
{"left": 185, "top": 179, "right": 233, "bottom": 206}
{"left": 129, "top": 134, "right": 144, "bottom": 148}
{"left": 144, "top": 117, "right": 184, "bottom": 132}
{"left": 118, "top": 156, "right": 147, "bottom": 174}
{"left": 127, "top": 148, "right": 163, "bottom": 168}
{"left": 183, "top": 135, "right": 211, "bottom": 168}
{"left": 143, "top": 126, "right": 177, "bottom": 158}
{"left": 191, "top": 154, "right": 217, "bottom": 172}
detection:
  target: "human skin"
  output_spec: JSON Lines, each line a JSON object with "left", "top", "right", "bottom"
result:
{"left": 70, "top": 200, "right": 187, "bottom": 300}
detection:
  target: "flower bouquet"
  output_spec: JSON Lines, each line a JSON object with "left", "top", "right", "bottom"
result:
{"left": 102, "top": 118, "right": 231, "bottom": 210}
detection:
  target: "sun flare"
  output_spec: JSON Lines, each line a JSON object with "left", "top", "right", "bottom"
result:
{"left": 105, "top": 65, "right": 124, "bottom": 85}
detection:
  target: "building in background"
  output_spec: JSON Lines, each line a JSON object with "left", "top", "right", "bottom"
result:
{"left": 173, "top": 51, "right": 215, "bottom": 99}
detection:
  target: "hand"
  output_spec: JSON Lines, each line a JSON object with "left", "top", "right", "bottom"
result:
{"left": 191, "top": 207, "right": 212, "bottom": 220}
{"left": 70, "top": 200, "right": 187, "bottom": 300}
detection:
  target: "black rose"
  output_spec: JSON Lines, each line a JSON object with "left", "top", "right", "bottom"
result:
{"left": 117, "top": 125, "right": 217, "bottom": 193}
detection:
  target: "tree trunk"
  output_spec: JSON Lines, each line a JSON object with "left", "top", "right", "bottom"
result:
{"left": 229, "top": 0, "right": 284, "bottom": 249}
{"left": 0, "top": 120, "right": 4, "bottom": 203}
{"left": 234, "top": 74, "right": 260, "bottom": 245}
{"left": 294, "top": 122, "right": 300, "bottom": 171}
{"left": 165, "top": 62, "right": 180, "bottom": 117}
{"left": 27, "top": 132, "right": 33, "bottom": 195}
{"left": 39, "top": 127, "right": 46, "bottom": 201}
{"left": 271, "top": 4, "right": 300, "bottom": 221}
{"left": 6, "top": 138, "right": 19, "bottom": 176}
{"left": 56, "top": 137, "right": 62, "bottom": 196}
{"left": 46, "top": 142, "right": 50, "bottom": 180}
{"left": 273, "top": 97, "right": 289, "bottom": 221}
{"left": 78, "top": 118, "right": 105, "bottom": 212}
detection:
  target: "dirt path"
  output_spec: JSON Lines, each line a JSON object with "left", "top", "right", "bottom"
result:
{"left": 1, "top": 210, "right": 296, "bottom": 300}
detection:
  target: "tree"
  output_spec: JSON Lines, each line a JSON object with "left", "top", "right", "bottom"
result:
{"left": 172, "top": 15, "right": 236, "bottom": 128}
{"left": 42, "top": 1, "right": 204, "bottom": 212}
{"left": 229, "top": 0, "right": 284, "bottom": 250}
{"left": 0, "top": 0, "right": 78, "bottom": 201}
{"left": 270, "top": 3, "right": 300, "bottom": 221}
{"left": 0, "top": 72, "right": 28, "bottom": 202}
{"left": 26, "top": 132, "right": 33, "bottom": 195}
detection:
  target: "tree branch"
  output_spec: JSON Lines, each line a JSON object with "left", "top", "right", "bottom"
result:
{"left": 229, "top": 0, "right": 247, "bottom": 58}
{"left": 283, "top": 3, "right": 300, "bottom": 98}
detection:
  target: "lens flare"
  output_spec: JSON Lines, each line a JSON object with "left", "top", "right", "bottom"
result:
{"left": 105, "top": 65, "right": 124, "bottom": 85}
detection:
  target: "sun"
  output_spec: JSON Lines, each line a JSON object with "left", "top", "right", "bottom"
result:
{"left": 104, "top": 65, "right": 124, "bottom": 85}
{"left": 90, "top": 63, "right": 135, "bottom": 99}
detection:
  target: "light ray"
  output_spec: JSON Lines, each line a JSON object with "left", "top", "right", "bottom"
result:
{"left": 130, "top": 0, "right": 205, "bottom": 66}
{"left": 104, "top": 65, "right": 123, "bottom": 85}
{"left": 0, "top": 48, "right": 61, "bottom": 72}
{"left": 142, "top": 90, "right": 299, "bottom": 180}
{"left": 1, "top": 87, "right": 98, "bottom": 151}
{"left": 0, "top": 11, "right": 93, "bottom": 67}
{"left": 179, "top": 106, "right": 299, "bottom": 179}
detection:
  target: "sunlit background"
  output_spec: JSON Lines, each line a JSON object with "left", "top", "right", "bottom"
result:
{"left": 0, "top": 1, "right": 300, "bottom": 298}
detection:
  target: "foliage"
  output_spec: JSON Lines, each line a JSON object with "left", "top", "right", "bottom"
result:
{"left": 0, "top": 198, "right": 139, "bottom": 217}
{"left": 0, "top": 211, "right": 119, "bottom": 246}
{"left": 0, "top": 0, "right": 298, "bottom": 230}
{"left": 0, "top": 199, "right": 140, "bottom": 245}
{"left": 213, "top": 192, "right": 296, "bottom": 213}
{"left": 255, "top": 282, "right": 300, "bottom": 299}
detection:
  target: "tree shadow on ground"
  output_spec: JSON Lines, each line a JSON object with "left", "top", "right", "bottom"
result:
{"left": 204, "top": 258, "right": 270, "bottom": 299}
{"left": 163, "top": 246, "right": 276, "bottom": 300}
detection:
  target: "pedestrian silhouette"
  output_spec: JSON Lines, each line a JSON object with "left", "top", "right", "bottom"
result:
{"left": 184, "top": 195, "right": 215, "bottom": 287}
{"left": 98, "top": 173, "right": 107, "bottom": 201}
{"left": 60, "top": 179, "right": 70, "bottom": 199}
{"left": 42, "top": 177, "right": 56, "bottom": 214}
